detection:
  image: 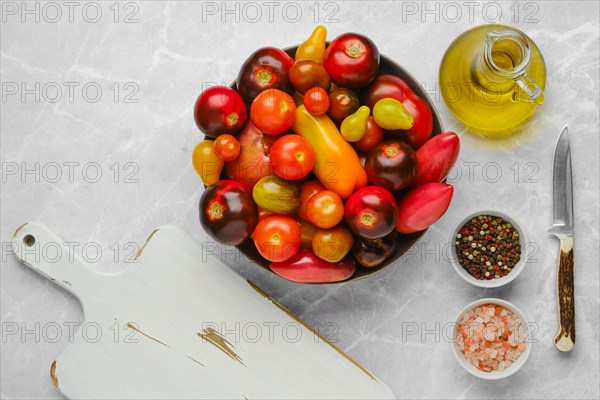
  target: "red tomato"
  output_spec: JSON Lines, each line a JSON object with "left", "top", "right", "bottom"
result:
{"left": 413, "top": 132, "right": 460, "bottom": 186}
{"left": 323, "top": 33, "right": 380, "bottom": 90}
{"left": 213, "top": 134, "right": 241, "bottom": 162}
{"left": 303, "top": 87, "right": 330, "bottom": 115}
{"left": 194, "top": 86, "right": 247, "bottom": 136}
{"left": 251, "top": 89, "right": 297, "bottom": 135}
{"left": 353, "top": 116, "right": 383, "bottom": 153}
{"left": 253, "top": 215, "right": 301, "bottom": 262}
{"left": 395, "top": 183, "right": 454, "bottom": 234}
{"left": 270, "top": 135, "right": 315, "bottom": 180}
{"left": 297, "top": 180, "right": 326, "bottom": 220}
{"left": 306, "top": 190, "right": 344, "bottom": 229}
{"left": 344, "top": 186, "right": 398, "bottom": 239}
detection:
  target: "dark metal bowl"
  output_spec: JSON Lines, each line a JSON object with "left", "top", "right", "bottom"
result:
{"left": 211, "top": 45, "right": 443, "bottom": 283}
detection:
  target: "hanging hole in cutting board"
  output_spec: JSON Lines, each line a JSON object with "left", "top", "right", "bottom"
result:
{"left": 23, "top": 234, "right": 35, "bottom": 247}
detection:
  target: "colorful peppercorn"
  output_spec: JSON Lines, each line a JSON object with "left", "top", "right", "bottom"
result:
{"left": 455, "top": 215, "right": 521, "bottom": 280}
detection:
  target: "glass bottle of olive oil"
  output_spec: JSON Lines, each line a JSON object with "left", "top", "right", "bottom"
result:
{"left": 439, "top": 24, "right": 546, "bottom": 135}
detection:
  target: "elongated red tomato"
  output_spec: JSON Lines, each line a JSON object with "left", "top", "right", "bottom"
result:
{"left": 270, "top": 249, "right": 356, "bottom": 283}
{"left": 395, "top": 183, "right": 454, "bottom": 234}
{"left": 413, "top": 132, "right": 460, "bottom": 186}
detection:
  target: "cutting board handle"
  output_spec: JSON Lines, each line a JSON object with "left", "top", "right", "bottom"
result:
{"left": 12, "top": 222, "right": 103, "bottom": 303}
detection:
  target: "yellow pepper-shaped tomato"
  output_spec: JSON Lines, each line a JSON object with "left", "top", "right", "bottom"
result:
{"left": 373, "top": 98, "right": 414, "bottom": 130}
{"left": 295, "top": 26, "right": 327, "bottom": 63}
{"left": 292, "top": 105, "right": 367, "bottom": 199}
{"left": 192, "top": 140, "right": 224, "bottom": 186}
{"left": 341, "top": 105, "right": 370, "bottom": 142}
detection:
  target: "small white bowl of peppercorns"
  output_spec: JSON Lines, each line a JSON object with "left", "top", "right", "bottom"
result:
{"left": 449, "top": 211, "right": 528, "bottom": 288}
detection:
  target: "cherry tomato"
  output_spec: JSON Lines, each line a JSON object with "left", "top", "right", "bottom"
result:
{"left": 270, "top": 135, "right": 315, "bottom": 180}
{"left": 306, "top": 189, "right": 344, "bottom": 229}
{"left": 365, "top": 141, "right": 417, "bottom": 192}
{"left": 194, "top": 86, "right": 247, "bottom": 136}
{"left": 323, "top": 33, "right": 380, "bottom": 90}
{"left": 353, "top": 116, "right": 383, "bottom": 153}
{"left": 352, "top": 232, "right": 399, "bottom": 268}
{"left": 250, "top": 89, "right": 297, "bottom": 135}
{"left": 213, "top": 134, "right": 241, "bottom": 162}
{"left": 344, "top": 186, "right": 398, "bottom": 240}
{"left": 303, "top": 87, "right": 330, "bottom": 115}
{"left": 327, "top": 87, "right": 360, "bottom": 124}
{"left": 289, "top": 59, "right": 331, "bottom": 94}
{"left": 199, "top": 180, "right": 258, "bottom": 245}
{"left": 297, "top": 180, "right": 326, "bottom": 220}
{"left": 312, "top": 225, "right": 354, "bottom": 263}
{"left": 236, "top": 47, "right": 294, "bottom": 103}
{"left": 253, "top": 215, "right": 301, "bottom": 262}
{"left": 192, "top": 140, "right": 224, "bottom": 186}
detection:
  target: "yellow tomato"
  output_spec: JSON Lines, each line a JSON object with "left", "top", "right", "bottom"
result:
{"left": 192, "top": 140, "right": 223, "bottom": 186}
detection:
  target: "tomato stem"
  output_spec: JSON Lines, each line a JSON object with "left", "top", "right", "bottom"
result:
{"left": 207, "top": 200, "right": 225, "bottom": 221}
{"left": 226, "top": 113, "right": 239, "bottom": 128}
{"left": 361, "top": 211, "right": 376, "bottom": 227}
{"left": 345, "top": 42, "right": 365, "bottom": 58}
{"left": 256, "top": 69, "right": 272, "bottom": 86}
{"left": 383, "top": 144, "right": 399, "bottom": 158}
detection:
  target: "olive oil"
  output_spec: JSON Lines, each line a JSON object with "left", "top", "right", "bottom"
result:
{"left": 440, "top": 24, "right": 546, "bottom": 135}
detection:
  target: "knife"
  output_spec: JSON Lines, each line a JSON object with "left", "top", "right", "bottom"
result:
{"left": 547, "top": 125, "right": 575, "bottom": 352}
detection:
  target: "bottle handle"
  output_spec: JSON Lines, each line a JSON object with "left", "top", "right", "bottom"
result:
{"left": 514, "top": 73, "right": 545, "bottom": 104}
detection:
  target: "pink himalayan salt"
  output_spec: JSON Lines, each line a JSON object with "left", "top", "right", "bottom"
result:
{"left": 456, "top": 303, "right": 528, "bottom": 372}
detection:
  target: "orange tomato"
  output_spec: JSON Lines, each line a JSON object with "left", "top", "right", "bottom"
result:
{"left": 213, "top": 134, "right": 241, "bottom": 162}
{"left": 297, "top": 180, "right": 326, "bottom": 220}
{"left": 253, "top": 215, "right": 301, "bottom": 262}
{"left": 250, "top": 89, "right": 296, "bottom": 135}
{"left": 312, "top": 225, "right": 354, "bottom": 262}
{"left": 306, "top": 189, "right": 344, "bottom": 229}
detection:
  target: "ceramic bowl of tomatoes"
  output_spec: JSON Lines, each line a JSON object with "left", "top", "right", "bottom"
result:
{"left": 193, "top": 27, "right": 459, "bottom": 284}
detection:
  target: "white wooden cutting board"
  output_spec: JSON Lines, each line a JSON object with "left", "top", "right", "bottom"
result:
{"left": 12, "top": 222, "right": 394, "bottom": 399}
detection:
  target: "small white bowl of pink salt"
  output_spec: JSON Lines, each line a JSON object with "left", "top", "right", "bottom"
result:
{"left": 453, "top": 298, "right": 532, "bottom": 380}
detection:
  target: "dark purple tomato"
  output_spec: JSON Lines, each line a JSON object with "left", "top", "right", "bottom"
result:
{"left": 236, "top": 47, "right": 294, "bottom": 103}
{"left": 199, "top": 180, "right": 258, "bottom": 245}
{"left": 344, "top": 186, "right": 398, "bottom": 240}
{"left": 365, "top": 141, "right": 417, "bottom": 191}
{"left": 352, "top": 232, "right": 399, "bottom": 268}
{"left": 327, "top": 87, "right": 360, "bottom": 124}
{"left": 194, "top": 86, "right": 247, "bottom": 136}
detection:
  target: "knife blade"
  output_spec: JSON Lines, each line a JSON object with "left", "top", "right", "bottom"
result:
{"left": 547, "top": 125, "right": 575, "bottom": 352}
{"left": 548, "top": 125, "right": 574, "bottom": 237}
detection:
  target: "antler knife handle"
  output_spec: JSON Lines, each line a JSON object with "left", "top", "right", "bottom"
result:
{"left": 554, "top": 236, "right": 575, "bottom": 352}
